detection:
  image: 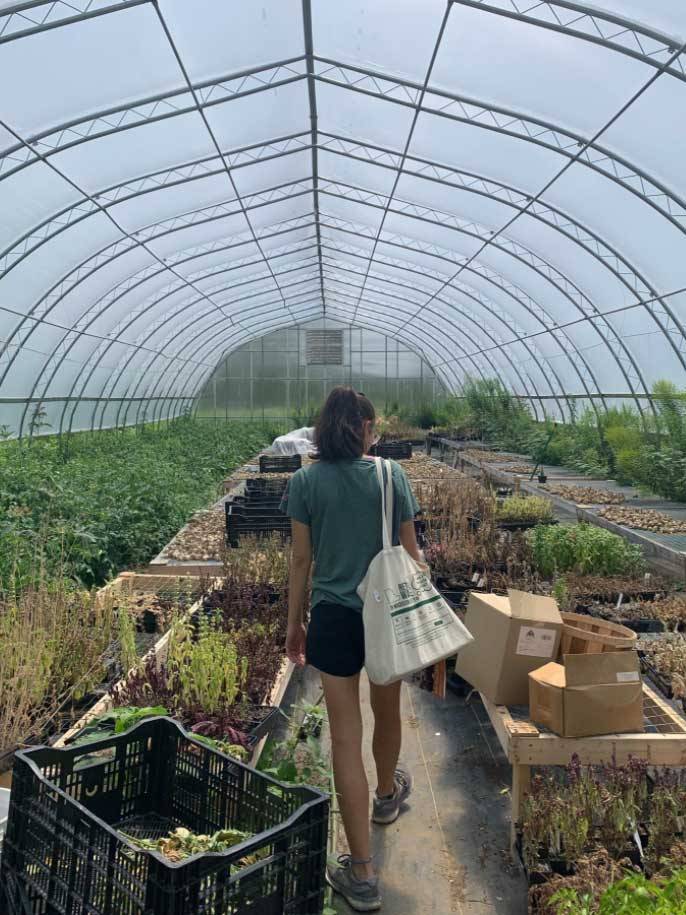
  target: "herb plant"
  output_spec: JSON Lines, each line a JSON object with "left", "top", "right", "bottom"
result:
{"left": 526, "top": 524, "right": 644, "bottom": 578}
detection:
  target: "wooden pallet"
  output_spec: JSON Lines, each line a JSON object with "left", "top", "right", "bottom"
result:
{"left": 481, "top": 680, "right": 686, "bottom": 851}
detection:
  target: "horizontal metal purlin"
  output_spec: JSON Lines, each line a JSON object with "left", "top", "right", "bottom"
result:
{"left": 0, "top": 0, "right": 149, "bottom": 44}
{"left": 311, "top": 58, "right": 686, "bottom": 235}
{"left": 433, "top": 284, "right": 686, "bottom": 369}
{"left": 0, "top": 395, "right": 181, "bottom": 403}
{"left": 451, "top": 1, "right": 686, "bottom": 82}
{"left": 0, "top": 58, "right": 308, "bottom": 180}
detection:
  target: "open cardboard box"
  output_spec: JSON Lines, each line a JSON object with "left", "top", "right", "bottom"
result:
{"left": 529, "top": 651, "right": 644, "bottom": 738}
{"left": 456, "top": 589, "right": 563, "bottom": 705}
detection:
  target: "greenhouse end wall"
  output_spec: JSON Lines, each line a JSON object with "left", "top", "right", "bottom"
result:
{"left": 195, "top": 323, "right": 445, "bottom": 423}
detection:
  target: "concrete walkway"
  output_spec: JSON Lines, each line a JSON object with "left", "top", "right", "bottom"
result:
{"left": 331, "top": 675, "right": 528, "bottom": 915}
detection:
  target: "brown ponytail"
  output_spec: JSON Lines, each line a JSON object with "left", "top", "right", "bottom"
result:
{"left": 314, "top": 387, "right": 376, "bottom": 461}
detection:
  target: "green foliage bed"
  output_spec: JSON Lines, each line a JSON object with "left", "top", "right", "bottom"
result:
{"left": 0, "top": 418, "right": 271, "bottom": 589}
{"left": 407, "top": 377, "right": 686, "bottom": 502}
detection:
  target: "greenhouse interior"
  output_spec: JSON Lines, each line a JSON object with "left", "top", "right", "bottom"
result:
{"left": 2, "top": 1, "right": 686, "bottom": 913}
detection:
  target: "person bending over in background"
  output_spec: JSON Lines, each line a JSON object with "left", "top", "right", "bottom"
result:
{"left": 283, "top": 386, "right": 422, "bottom": 913}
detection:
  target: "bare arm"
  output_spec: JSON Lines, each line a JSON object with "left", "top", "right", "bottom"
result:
{"left": 399, "top": 518, "right": 423, "bottom": 562}
{"left": 286, "top": 520, "right": 312, "bottom": 665}
{"left": 288, "top": 520, "right": 312, "bottom": 626}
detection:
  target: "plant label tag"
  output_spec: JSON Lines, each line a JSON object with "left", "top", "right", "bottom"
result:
{"left": 633, "top": 828, "right": 644, "bottom": 859}
{"left": 472, "top": 572, "right": 480, "bottom": 583}
{"left": 477, "top": 577, "right": 486, "bottom": 589}
{"left": 515, "top": 626, "right": 557, "bottom": 658}
{"left": 616, "top": 592, "right": 624, "bottom": 610}
{"left": 616, "top": 671, "right": 640, "bottom": 682}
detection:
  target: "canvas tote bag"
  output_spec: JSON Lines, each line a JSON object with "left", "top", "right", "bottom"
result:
{"left": 357, "top": 458, "right": 474, "bottom": 685}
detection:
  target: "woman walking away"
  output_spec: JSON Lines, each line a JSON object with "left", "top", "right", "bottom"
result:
{"left": 283, "top": 387, "right": 422, "bottom": 912}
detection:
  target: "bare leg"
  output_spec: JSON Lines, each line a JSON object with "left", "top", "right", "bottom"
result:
{"left": 369, "top": 680, "right": 402, "bottom": 798}
{"left": 320, "top": 671, "right": 374, "bottom": 880}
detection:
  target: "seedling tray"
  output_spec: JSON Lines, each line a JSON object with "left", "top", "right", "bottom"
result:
{"left": 639, "top": 652, "right": 675, "bottom": 700}
{"left": 1, "top": 717, "right": 328, "bottom": 915}
{"left": 593, "top": 611, "right": 665, "bottom": 634}
{"left": 259, "top": 454, "right": 302, "bottom": 473}
{"left": 370, "top": 441, "right": 413, "bottom": 459}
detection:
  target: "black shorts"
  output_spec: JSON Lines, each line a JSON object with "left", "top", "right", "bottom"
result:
{"left": 306, "top": 602, "right": 365, "bottom": 677}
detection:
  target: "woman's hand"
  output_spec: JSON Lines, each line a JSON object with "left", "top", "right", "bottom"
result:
{"left": 286, "top": 622, "right": 307, "bottom": 667}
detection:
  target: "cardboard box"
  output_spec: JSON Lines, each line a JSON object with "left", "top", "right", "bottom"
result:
{"left": 455, "top": 589, "right": 562, "bottom": 705}
{"left": 529, "top": 651, "right": 644, "bottom": 738}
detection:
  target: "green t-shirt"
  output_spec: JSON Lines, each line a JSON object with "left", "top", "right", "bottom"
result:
{"left": 282, "top": 458, "right": 420, "bottom": 612}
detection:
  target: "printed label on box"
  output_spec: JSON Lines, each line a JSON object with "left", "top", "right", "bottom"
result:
{"left": 515, "top": 625, "right": 557, "bottom": 658}
{"left": 616, "top": 671, "right": 640, "bottom": 682}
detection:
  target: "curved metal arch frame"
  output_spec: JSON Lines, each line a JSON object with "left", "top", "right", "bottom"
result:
{"left": 13, "top": 178, "right": 609, "bottom": 429}
{"left": 52, "top": 206, "right": 596, "bottom": 434}
{"left": 317, "top": 180, "right": 647, "bottom": 409}
{"left": 61, "top": 199, "right": 602, "bottom": 426}
{"left": 0, "top": 138, "right": 656, "bottom": 420}
{"left": 318, "top": 273, "right": 550, "bottom": 413}
{"left": 2, "top": 141, "right": 680, "bottom": 424}
{"left": 316, "top": 210, "right": 607, "bottom": 411}
{"left": 0, "top": 184, "right": 317, "bottom": 394}
{"left": 449, "top": 1, "right": 686, "bottom": 81}
{"left": 0, "top": 59, "right": 309, "bottom": 181}
{"left": 50, "top": 254, "right": 323, "bottom": 436}
{"left": 125, "top": 300, "right": 455, "bottom": 428}
{"left": 119, "top": 266, "right": 467, "bottom": 420}
{"left": 77, "top": 227, "right": 323, "bottom": 431}
{"left": 316, "top": 133, "right": 678, "bottom": 388}
{"left": 312, "top": 59, "right": 686, "bottom": 364}
{"left": 122, "top": 282, "right": 469, "bottom": 420}
{"left": 1, "top": 81, "right": 674, "bottom": 404}
{"left": 0, "top": 51, "right": 684, "bottom": 276}
{"left": 119, "top": 297, "right": 322, "bottom": 427}
{"left": 2, "top": 127, "right": 671, "bottom": 423}
{"left": 77, "top": 231, "right": 559, "bottom": 435}
{"left": 139, "top": 302, "right": 463, "bottom": 431}
{"left": 1, "top": 134, "right": 660, "bottom": 417}
{"left": 94, "top": 238, "right": 556, "bottom": 433}
{"left": 175, "top": 309, "right": 455, "bottom": 431}
{"left": 73, "top": 237, "right": 321, "bottom": 433}
{"left": 1, "top": 0, "right": 683, "bottom": 82}
{"left": 119, "top": 299, "right": 326, "bottom": 429}
{"left": 1, "top": 46, "right": 686, "bottom": 426}
{"left": 317, "top": 242, "right": 569, "bottom": 412}
{"left": 121, "top": 244, "right": 560, "bottom": 428}
{"left": 127, "top": 300, "right": 327, "bottom": 428}
{"left": 25, "top": 248, "right": 324, "bottom": 436}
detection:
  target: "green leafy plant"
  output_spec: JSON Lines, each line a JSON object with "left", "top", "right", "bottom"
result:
{"left": 0, "top": 418, "right": 270, "bottom": 591}
{"left": 496, "top": 494, "right": 554, "bottom": 523}
{"left": 71, "top": 706, "right": 169, "bottom": 746}
{"left": 167, "top": 617, "right": 248, "bottom": 716}
{"left": 117, "top": 604, "right": 138, "bottom": 675}
{"left": 526, "top": 523, "right": 644, "bottom": 578}
{"left": 190, "top": 732, "right": 250, "bottom": 761}
{"left": 552, "top": 868, "right": 686, "bottom": 914}
{"left": 124, "top": 826, "right": 256, "bottom": 863}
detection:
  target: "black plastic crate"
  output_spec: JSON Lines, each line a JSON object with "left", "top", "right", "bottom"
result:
{"left": 224, "top": 490, "right": 283, "bottom": 517}
{"left": 1, "top": 718, "right": 328, "bottom": 915}
{"left": 369, "top": 441, "right": 413, "bottom": 460}
{"left": 244, "top": 478, "right": 288, "bottom": 500}
{"left": 225, "top": 503, "right": 291, "bottom": 548}
{"left": 258, "top": 454, "right": 302, "bottom": 474}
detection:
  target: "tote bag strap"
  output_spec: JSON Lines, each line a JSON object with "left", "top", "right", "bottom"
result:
{"left": 374, "top": 457, "right": 394, "bottom": 550}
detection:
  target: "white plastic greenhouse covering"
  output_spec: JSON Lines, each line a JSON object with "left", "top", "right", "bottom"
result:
{"left": 1, "top": 0, "right": 686, "bottom": 436}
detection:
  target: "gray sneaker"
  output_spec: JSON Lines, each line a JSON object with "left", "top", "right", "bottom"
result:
{"left": 326, "top": 855, "right": 381, "bottom": 912}
{"left": 372, "top": 768, "right": 413, "bottom": 825}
